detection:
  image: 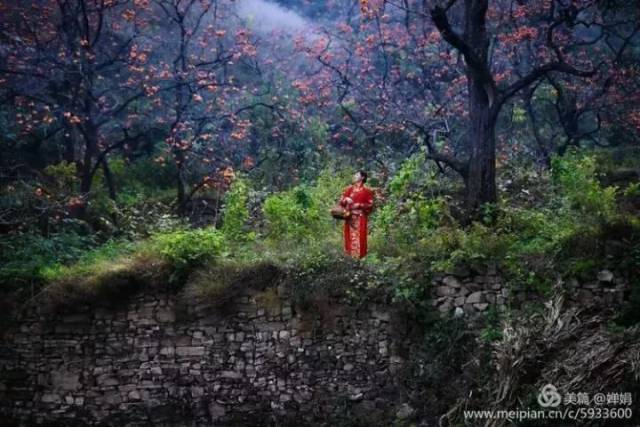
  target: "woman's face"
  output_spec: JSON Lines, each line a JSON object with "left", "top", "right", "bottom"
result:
{"left": 352, "top": 172, "right": 362, "bottom": 184}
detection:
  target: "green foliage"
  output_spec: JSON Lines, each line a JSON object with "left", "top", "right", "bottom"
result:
{"left": 479, "top": 305, "right": 503, "bottom": 342}
{"left": 262, "top": 167, "right": 348, "bottom": 243}
{"left": 368, "top": 147, "right": 633, "bottom": 301}
{"left": 551, "top": 149, "right": 618, "bottom": 222}
{"left": 110, "top": 156, "right": 177, "bottom": 205}
{"left": 0, "top": 231, "right": 95, "bottom": 288}
{"left": 387, "top": 150, "right": 438, "bottom": 198}
{"left": 434, "top": 222, "right": 512, "bottom": 272}
{"left": 38, "top": 225, "right": 227, "bottom": 310}
{"left": 307, "top": 117, "right": 329, "bottom": 144}
{"left": 43, "top": 160, "right": 79, "bottom": 190}
{"left": 263, "top": 187, "right": 314, "bottom": 239}
{"left": 40, "top": 239, "right": 137, "bottom": 284}
{"left": 145, "top": 226, "right": 225, "bottom": 276}
{"left": 497, "top": 205, "right": 573, "bottom": 293}
{"left": 221, "top": 176, "right": 253, "bottom": 242}
{"left": 511, "top": 105, "right": 526, "bottom": 123}
{"left": 370, "top": 151, "right": 450, "bottom": 253}
{"left": 2, "top": 139, "right": 637, "bottom": 328}
{"left": 623, "top": 181, "right": 640, "bottom": 198}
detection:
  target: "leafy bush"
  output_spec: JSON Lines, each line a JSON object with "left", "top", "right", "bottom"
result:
{"left": 551, "top": 149, "right": 618, "bottom": 222}
{"left": 221, "top": 175, "right": 253, "bottom": 242}
{"left": 44, "top": 226, "right": 225, "bottom": 288}
{"left": 263, "top": 185, "right": 322, "bottom": 241}
{"left": 0, "top": 231, "right": 96, "bottom": 289}
{"left": 109, "top": 156, "right": 177, "bottom": 205}
{"left": 43, "top": 160, "right": 79, "bottom": 190}
{"left": 369, "top": 151, "right": 452, "bottom": 256}
{"left": 262, "top": 167, "right": 348, "bottom": 243}
{"left": 145, "top": 226, "right": 225, "bottom": 275}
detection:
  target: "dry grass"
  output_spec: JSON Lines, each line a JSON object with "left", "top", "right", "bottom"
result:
{"left": 181, "top": 260, "right": 283, "bottom": 310}
{"left": 439, "top": 280, "right": 640, "bottom": 427}
{"left": 37, "top": 251, "right": 173, "bottom": 313}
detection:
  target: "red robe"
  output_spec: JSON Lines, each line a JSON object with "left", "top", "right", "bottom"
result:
{"left": 339, "top": 185, "right": 374, "bottom": 258}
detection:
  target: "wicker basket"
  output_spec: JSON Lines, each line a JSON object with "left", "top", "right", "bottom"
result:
{"left": 330, "top": 205, "right": 350, "bottom": 220}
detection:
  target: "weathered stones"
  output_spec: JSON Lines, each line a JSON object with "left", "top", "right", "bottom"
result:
{"left": 175, "top": 346, "right": 205, "bottom": 357}
{"left": 442, "top": 276, "right": 462, "bottom": 288}
{"left": 431, "top": 267, "right": 629, "bottom": 319}
{"left": 597, "top": 269, "right": 614, "bottom": 282}
{"left": 0, "top": 265, "right": 631, "bottom": 427}
{"left": 51, "top": 371, "right": 80, "bottom": 391}
{"left": 436, "top": 286, "right": 457, "bottom": 297}
{"left": 209, "top": 403, "right": 226, "bottom": 420}
{"left": 466, "top": 291, "right": 484, "bottom": 304}
{"left": 396, "top": 403, "right": 415, "bottom": 420}
{"left": 41, "top": 393, "right": 61, "bottom": 403}
{"left": 474, "top": 303, "right": 489, "bottom": 311}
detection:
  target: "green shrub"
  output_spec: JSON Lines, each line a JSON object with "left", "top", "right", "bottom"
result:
{"left": 369, "top": 151, "right": 451, "bottom": 257}
{"left": 145, "top": 226, "right": 225, "bottom": 274}
{"left": 262, "top": 167, "right": 348, "bottom": 243}
{"left": 43, "top": 160, "right": 79, "bottom": 190}
{"left": 110, "top": 156, "right": 177, "bottom": 204}
{"left": 263, "top": 187, "right": 312, "bottom": 240}
{"left": 0, "top": 231, "right": 96, "bottom": 289}
{"left": 36, "top": 238, "right": 159, "bottom": 310}
{"left": 479, "top": 305, "right": 503, "bottom": 342}
{"left": 551, "top": 149, "right": 618, "bottom": 222}
{"left": 221, "top": 176, "right": 253, "bottom": 242}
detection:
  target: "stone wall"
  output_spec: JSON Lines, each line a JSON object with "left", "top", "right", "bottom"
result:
{"left": 430, "top": 265, "right": 630, "bottom": 318}
{"left": 0, "top": 282, "right": 407, "bottom": 426}
{"left": 1, "top": 265, "right": 632, "bottom": 426}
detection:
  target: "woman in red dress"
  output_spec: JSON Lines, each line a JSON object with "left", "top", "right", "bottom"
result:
{"left": 339, "top": 170, "right": 375, "bottom": 258}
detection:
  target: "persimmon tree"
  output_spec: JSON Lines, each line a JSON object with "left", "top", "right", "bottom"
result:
{"left": 0, "top": 0, "right": 158, "bottom": 217}
{"left": 0, "top": 0, "right": 278, "bottom": 219}
{"left": 300, "top": 0, "right": 640, "bottom": 219}
{"left": 400, "top": 0, "right": 638, "bottom": 216}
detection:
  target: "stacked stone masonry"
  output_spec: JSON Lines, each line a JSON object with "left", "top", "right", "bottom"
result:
{"left": 430, "top": 266, "right": 630, "bottom": 318}
{"left": 0, "top": 266, "right": 631, "bottom": 425}
{"left": 0, "top": 285, "right": 403, "bottom": 426}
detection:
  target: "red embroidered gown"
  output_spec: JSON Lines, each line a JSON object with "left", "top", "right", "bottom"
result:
{"left": 339, "top": 185, "right": 374, "bottom": 258}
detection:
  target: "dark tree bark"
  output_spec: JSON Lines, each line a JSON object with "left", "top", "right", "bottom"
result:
{"left": 432, "top": 0, "right": 500, "bottom": 218}
{"left": 100, "top": 158, "right": 117, "bottom": 201}
{"left": 429, "top": 0, "right": 607, "bottom": 220}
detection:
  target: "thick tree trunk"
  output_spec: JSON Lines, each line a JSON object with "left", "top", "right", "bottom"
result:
{"left": 462, "top": 0, "right": 497, "bottom": 218}
{"left": 465, "top": 76, "right": 497, "bottom": 216}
